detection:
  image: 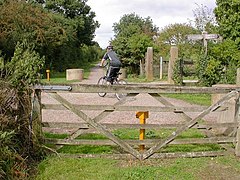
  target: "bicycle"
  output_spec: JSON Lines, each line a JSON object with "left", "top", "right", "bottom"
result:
{"left": 97, "top": 71, "right": 128, "bottom": 100}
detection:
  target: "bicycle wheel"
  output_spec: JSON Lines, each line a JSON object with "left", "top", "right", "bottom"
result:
{"left": 97, "top": 76, "right": 107, "bottom": 97}
{"left": 115, "top": 79, "right": 128, "bottom": 100}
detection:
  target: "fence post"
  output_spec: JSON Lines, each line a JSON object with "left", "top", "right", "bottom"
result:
{"left": 237, "top": 68, "right": 240, "bottom": 85}
{"left": 136, "top": 111, "right": 149, "bottom": 151}
{"left": 33, "top": 89, "right": 43, "bottom": 143}
{"left": 145, "top": 47, "right": 153, "bottom": 81}
{"left": 160, "top": 57, "right": 163, "bottom": 79}
{"left": 235, "top": 93, "right": 240, "bottom": 156}
{"left": 168, "top": 46, "right": 178, "bottom": 84}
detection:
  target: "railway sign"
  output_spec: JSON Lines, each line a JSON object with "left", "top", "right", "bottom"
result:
{"left": 187, "top": 32, "right": 221, "bottom": 56}
{"left": 187, "top": 33, "right": 220, "bottom": 41}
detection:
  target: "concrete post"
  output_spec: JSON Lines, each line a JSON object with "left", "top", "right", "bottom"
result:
{"left": 119, "top": 68, "right": 127, "bottom": 80}
{"left": 145, "top": 47, "right": 153, "bottom": 81}
{"left": 168, "top": 46, "right": 178, "bottom": 84}
{"left": 237, "top": 68, "right": 240, "bottom": 85}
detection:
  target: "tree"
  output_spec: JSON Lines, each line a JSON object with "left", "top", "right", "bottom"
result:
{"left": 0, "top": 1, "right": 69, "bottom": 59}
{"left": 192, "top": 3, "right": 218, "bottom": 33}
{"left": 156, "top": 23, "right": 199, "bottom": 58}
{"left": 0, "top": 0, "right": 101, "bottom": 72}
{"left": 214, "top": 0, "right": 240, "bottom": 47}
{"left": 111, "top": 13, "right": 158, "bottom": 74}
{"left": 44, "top": 0, "right": 99, "bottom": 46}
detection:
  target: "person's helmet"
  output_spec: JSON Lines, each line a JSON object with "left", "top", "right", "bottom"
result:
{"left": 107, "top": 45, "right": 113, "bottom": 50}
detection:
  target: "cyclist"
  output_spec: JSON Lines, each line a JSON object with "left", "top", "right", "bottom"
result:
{"left": 100, "top": 45, "right": 122, "bottom": 84}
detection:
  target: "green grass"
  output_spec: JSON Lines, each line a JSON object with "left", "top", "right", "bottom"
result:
{"left": 40, "top": 62, "right": 97, "bottom": 84}
{"left": 35, "top": 155, "right": 240, "bottom": 180}
{"left": 43, "top": 128, "right": 222, "bottom": 155}
{"left": 163, "top": 93, "right": 211, "bottom": 106}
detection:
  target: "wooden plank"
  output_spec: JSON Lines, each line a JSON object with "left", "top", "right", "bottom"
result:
{"left": 151, "top": 151, "right": 226, "bottom": 158}
{"left": 42, "top": 122, "right": 238, "bottom": 130}
{"left": 142, "top": 90, "right": 239, "bottom": 160}
{"left": 35, "top": 84, "right": 240, "bottom": 94}
{"left": 149, "top": 93, "right": 174, "bottom": 106}
{"left": 48, "top": 93, "right": 142, "bottom": 159}
{"left": 42, "top": 122, "right": 89, "bottom": 128}
{"left": 59, "top": 151, "right": 226, "bottom": 159}
{"left": 235, "top": 93, "right": 240, "bottom": 156}
{"left": 42, "top": 104, "right": 208, "bottom": 112}
{"left": 45, "top": 137, "right": 235, "bottom": 146}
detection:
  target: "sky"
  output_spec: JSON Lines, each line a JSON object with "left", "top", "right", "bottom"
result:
{"left": 87, "top": 0, "right": 217, "bottom": 49}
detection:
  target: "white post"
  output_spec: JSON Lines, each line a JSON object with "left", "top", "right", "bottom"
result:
{"left": 160, "top": 57, "right": 163, "bottom": 79}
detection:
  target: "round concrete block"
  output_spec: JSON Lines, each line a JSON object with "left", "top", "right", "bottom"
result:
{"left": 66, "top": 69, "right": 84, "bottom": 81}
{"left": 119, "top": 68, "right": 127, "bottom": 80}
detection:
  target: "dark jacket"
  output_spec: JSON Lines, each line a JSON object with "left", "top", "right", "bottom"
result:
{"left": 103, "top": 50, "right": 122, "bottom": 67}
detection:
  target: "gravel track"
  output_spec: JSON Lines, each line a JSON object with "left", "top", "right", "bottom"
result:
{"left": 42, "top": 66, "right": 218, "bottom": 133}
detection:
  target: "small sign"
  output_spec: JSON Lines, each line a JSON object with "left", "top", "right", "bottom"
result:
{"left": 187, "top": 34, "right": 203, "bottom": 41}
{"left": 187, "top": 34, "right": 220, "bottom": 41}
{"left": 204, "top": 34, "right": 219, "bottom": 40}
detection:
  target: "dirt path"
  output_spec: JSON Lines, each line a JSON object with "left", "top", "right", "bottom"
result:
{"left": 42, "top": 65, "right": 218, "bottom": 133}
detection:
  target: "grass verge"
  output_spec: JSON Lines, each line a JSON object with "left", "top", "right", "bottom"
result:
{"left": 35, "top": 155, "right": 240, "bottom": 180}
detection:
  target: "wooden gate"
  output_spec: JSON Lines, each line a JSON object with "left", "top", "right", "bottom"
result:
{"left": 34, "top": 84, "right": 240, "bottom": 160}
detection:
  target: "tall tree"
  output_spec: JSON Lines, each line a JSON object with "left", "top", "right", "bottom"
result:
{"left": 0, "top": 0, "right": 69, "bottom": 60}
{"left": 156, "top": 23, "right": 199, "bottom": 58}
{"left": 0, "top": 0, "right": 100, "bottom": 71}
{"left": 111, "top": 13, "right": 158, "bottom": 74}
{"left": 44, "top": 0, "right": 99, "bottom": 46}
{"left": 214, "top": 0, "right": 240, "bottom": 47}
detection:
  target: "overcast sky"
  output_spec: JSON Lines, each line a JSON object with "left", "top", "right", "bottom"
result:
{"left": 87, "top": 0, "right": 217, "bottom": 49}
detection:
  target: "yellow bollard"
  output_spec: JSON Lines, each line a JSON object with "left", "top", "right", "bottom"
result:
{"left": 136, "top": 111, "right": 149, "bottom": 151}
{"left": 46, "top": 69, "right": 50, "bottom": 81}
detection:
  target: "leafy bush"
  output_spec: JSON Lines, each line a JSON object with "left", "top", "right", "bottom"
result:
{"left": 0, "top": 42, "right": 45, "bottom": 179}
{"left": 6, "top": 42, "right": 44, "bottom": 89}
{"left": 197, "top": 39, "right": 240, "bottom": 86}
{"left": 173, "top": 58, "right": 183, "bottom": 85}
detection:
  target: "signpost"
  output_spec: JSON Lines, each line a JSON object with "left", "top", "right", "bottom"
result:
{"left": 187, "top": 31, "right": 221, "bottom": 56}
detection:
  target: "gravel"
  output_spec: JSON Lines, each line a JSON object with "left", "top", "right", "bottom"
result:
{"left": 42, "top": 66, "right": 219, "bottom": 133}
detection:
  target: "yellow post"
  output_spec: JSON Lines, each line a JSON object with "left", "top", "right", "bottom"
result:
{"left": 46, "top": 69, "right": 50, "bottom": 81}
{"left": 136, "top": 111, "right": 149, "bottom": 151}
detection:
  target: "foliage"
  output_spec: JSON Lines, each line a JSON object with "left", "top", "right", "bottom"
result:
{"left": 214, "top": 0, "right": 240, "bottom": 47}
{"left": 172, "top": 58, "right": 183, "bottom": 85}
{"left": 199, "top": 57, "right": 223, "bottom": 86}
{"left": 157, "top": 23, "right": 201, "bottom": 64}
{"left": 0, "top": 0, "right": 101, "bottom": 72}
{"left": 0, "top": 79, "right": 45, "bottom": 179}
{"left": 111, "top": 13, "right": 158, "bottom": 74}
{"left": 0, "top": 42, "right": 46, "bottom": 179}
{"left": 6, "top": 42, "right": 44, "bottom": 88}
{"left": 44, "top": 0, "right": 99, "bottom": 46}
{"left": 197, "top": 39, "right": 240, "bottom": 86}
{"left": 0, "top": 0, "right": 68, "bottom": 59}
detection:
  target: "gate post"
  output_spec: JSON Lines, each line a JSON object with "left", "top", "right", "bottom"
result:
{"left": 136, "top": 111, "right": 149, "bottom": 151}
{"left": 145, "top": 47, "right": 153, "bottom": 81}
{"left": 235, "top": 93, "right": 240, "bottom": 156}
{"left": 32, "top": 89, "right": 44, "bottom": 144}
{"left": 168, "top": 46, "right": 178, "bottom": 84}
